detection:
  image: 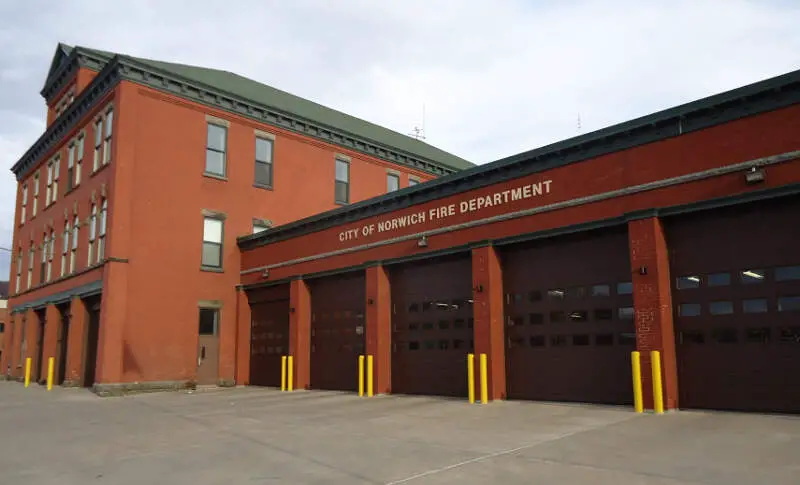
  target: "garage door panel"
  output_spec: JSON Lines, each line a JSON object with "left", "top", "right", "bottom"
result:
{"left": 502, "top": 227, "right": 635, "bottom": 405}
{"left": 249, "top": 286, "right": 291, "bottom": 387}
{"left": 309, "top": 272, "right": 366, "bottom": 392}
{"left": 391, "top": 255, "right": 473, "bottom": 397}
{"left": 667, "top": 194, "right": 800, "bottom": 414}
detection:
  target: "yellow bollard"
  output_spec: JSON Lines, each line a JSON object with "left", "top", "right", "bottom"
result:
{"left": 367, "top": 355, "right": 374, "bottom": 397}
{"left": 47, "top": 357, "right": 54, "bottom": 391}
{"left": 631, "top": 351, "right": 643, "bottom": 413}
{"left": 281, "top": 355, "right": 287, "bottom": 391}
{"left": 651, "top": 350, "right": 664, "bottom": 414}
{"left": 479, "top": 353, "right": 489, "bottom": 404}
{"left": 24, "top": 357, "right": 31, "bottom": 388}
{"left": 358, "top": 355, "right": 365, "bottom": 397}
{"left": 287, "top": 355, "right": 294, "bottom": 392}
{"left": 467, "top": 353, "right": 475, "bottom": 404}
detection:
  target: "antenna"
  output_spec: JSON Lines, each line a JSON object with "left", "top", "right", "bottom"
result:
{"left": 409, "top": 103, "right": 427, "bottom": 141}
{"left": 577, "top": 113, "right": 582, "bottom": 133}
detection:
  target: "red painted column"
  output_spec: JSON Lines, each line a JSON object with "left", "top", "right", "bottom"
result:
{"left": 471, "top": 245, "right": 507, "bottom": 401}
{"left": 24, "top": 309, "right": 39, "bottom": 382}
{"left": 234, "top": 286, "right": 252, "bottom": 385}
{"left": 289, "top": 278, "right": 311, "bottom": 390}
{"left": 365, "top": 264, "right": 392, "bottom": 395}
{"left": 64, "top": 297, "right": 87, "bottom": 387}
{"left": 628, "top": 216, "right": 679, "bottom": 410}
{"left": 39, "top": 304, "right": 60, "bottom": 382}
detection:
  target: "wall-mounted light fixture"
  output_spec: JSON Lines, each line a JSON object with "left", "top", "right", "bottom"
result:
{"left": 745, "top": 166, "right": 765, "bottom": 185}
{"left": 417, "top": 235, "right": 428, "bottom": 248}
{"left": 638, "top": 265, "right": 648, "bottom": 276}
{"left": 261, "top": 268, "right": 269, "bottom": 278}
{"left": 473, "top": 284, "right": 484, "bottom": 293}
{"left": 367, "top": 298, "right": 374, "bottom": 305}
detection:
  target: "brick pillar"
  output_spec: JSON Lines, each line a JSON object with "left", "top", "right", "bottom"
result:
{"left": 289, "top": 278, "right": 311, "bottom": 390}
{"left": 95, "top": 263, "right": 126, "bottom": 384}
{"left": 1, "top": 316, "right": 11, "bottom": 378}
{"left": 39, "top": 304, "right": 60, "bottom": 382}
{"left": 9, "top": 313, "right": 24, "bottom": 379}
{"left": 471, "top": 245, "right": 507, "bottom": 401}
{"left": 365, "top": 264, "right": 392, "bottom": 395}
{"left": 234, "top": 286, "right": 252, "bottom": 385}
{"left": 64, "top": 297, "right": 87, "bottom": 387}
{"left": 628, "top": 216, "right": 679, "bottom": 410}
{"left": 24, "top": 309, "right": 39, "bottom": 382}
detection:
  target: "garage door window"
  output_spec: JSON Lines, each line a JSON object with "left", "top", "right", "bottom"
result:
{"left": 709, "top": 301, "right": 734, "bottom": 315}
{"left": 676, "top": 275, "right": 701, "bottom": 289}
{"left": 777, "top": 296, "right": 800, "bottom": 312}
{"left": 617, "top": 282, "right": 633, "bottom": 294}
{"left": 742, "top": 298, "right": 768, "bottom": 313}
{"left": 775, "top": 265, "right": 800, "bottom": 281}
{"left": 707, "top": 273, "right": 731, "bottom": 286}
{"left": 591, "top": 284, "right": 610, "bottom": 296}
{"left": 740, "top": 269, "right": 765, "bottom": 284}
{"left": 679, "top": 303, "right": 701, "bottom": 317}
{"left": 618, "top": 307, "right": 634, "bottom": 320}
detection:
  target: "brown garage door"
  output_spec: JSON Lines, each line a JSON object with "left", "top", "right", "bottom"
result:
{"left": 390, "top": 254, "right": 474, "bottom": 397}
{"left": 249, "top": 285, "right": 290, "bottom": 387}
{"left": 500, "top": 226, "right": 636, "bottom": 405}
{"left": 665, "top": 194, "right": 800, "bottom": 414}
{"left": 308, "top": 271, "right": 366, "bottom": 392}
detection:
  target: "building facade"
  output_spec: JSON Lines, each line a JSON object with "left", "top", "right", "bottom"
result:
{"left": 0, "top": 44, "right": 472, "bottom": 392}
{"left": 0, "top": 282, "right": 7, "bottom": 368}
{"left": 237, "top": 69, "right": 800, "bottom": 414}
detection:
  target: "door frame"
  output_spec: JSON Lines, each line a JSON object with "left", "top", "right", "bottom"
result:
{"left": 196, "top": 302, "right": 222, "bottom": 386}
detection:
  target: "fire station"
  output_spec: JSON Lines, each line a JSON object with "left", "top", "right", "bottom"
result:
{"left": 236, "top": 68, "right": 800, "bottom": 414}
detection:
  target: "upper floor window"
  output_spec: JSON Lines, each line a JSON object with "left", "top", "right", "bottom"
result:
{"left": 32, "top": 171, "right": 39, "bottom": 217}
{"left": 254, "top": 137, "right": 274, "bottom": 187}
{"left": 103, "top": 108, "right": 114, "bottom": 165}
{"left": 93, "top": 118, "right": 103, "bottom": 171}
{"left": 205, "top": 123, "right": 227, "bottom": 177}
{"left": 39, "top": 232, "right": 47, "bottom": 284}
{"left": 15, "top": 249, "right": 22, "bottom": 293}
{"left": 387, "top": 173, "right": 400, "bottom": 192}
{"left": 202, "top": 216, "right": 224, "bottom": 268}
{"left": 20, "top": 184, "right": 28, "bottom": 224}
{"left": 70, "top": 213, "right": 79, "bottom": 274}
{"left": 88, "top": 203, "right": 97, "bottom": 265}
{"left": 335, "top": 158, "right": 350, "bottom": 204}
{"left": 46, "top": 229, "right": 55, "bottom": 282}
{"left": 61, "top": 218, "right": 70, "bottom": 278}
{"left": 76, "top": 134, "right": 84, "bottom": 186}
{"left": 27, "top": 245, "right": 34, "bottom": 289}
{"left": 409, "top": 177, "right": 420, "bottom": 187}
{"left": 97, "top": 198, "right": 107, "bottom": 263}
{"left": 67, "top": 142, "right": 76, "bottom": 191}
{"left": 46, "top": 156, "right": 60, "bottom": 206}
{"left": 253, "top": 222, "right": 269, "bottom": 234}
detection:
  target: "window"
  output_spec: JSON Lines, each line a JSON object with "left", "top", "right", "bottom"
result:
{"left": 88, "top": 203, "right": 97, "bottom": 265}
{"left": 707, "top": 272, "right": 731, "bottom": 286}
{"left": 76, "top": 135, "right": 84, "bottom": 186}
{"left": 253, "top": 222, "right": 269, "bottom": 234}
{"left": 67, "top": 143, "right": 75, "bottom": 191}
{"left": 103, "top": 108, "right": 113, "bottom": 165}
{"left": 70, "top": 214, "right": 79, "bottom": 273}
{"left": 27, "top": 246, "right": 34, "bottom": 289}
{"left": 39, "top": 233, "right": 47, "bottom": 283}
{"left": 678, "top": 303, "right": 701, "bottom": 317}
{"left": 776, "top": 265, "right": 800, "bottom": 281}
{"left": 32, "top": 172, "right": 39, "bottom": 217}
{"left": 709, "top": 301, "right": 733, "bottom": 315}
{"left": 20, "top": 184, "right": 27, "bottom": 224}
{"left": 202, "top": 217, "right": 224, "bottom": 268}
{"left": 387, "top": 173, "right": 400, "bottom": 192}
{"left": 616, "top": 282, "right": 633, "bottom": 294}
{"left": 254, "top": 137, "right": 273, "bottom": 187}
{"left": 61, "top": 219, "right": 69, "bottom": 277}
{"left": 199, "top": 308, "right": 219, "bottom": 335}
{"left": 743, "top": 298, "right": 768, "bottom": 313}
{"left": 50, "top": 156, "right": 60, "bottom": 204}
{"left": 46, "top": 161, "right": 53, "bottom": 206}
{"left": 46, "top": 230, "right": 55, "bottom": 282}
{"left": 740, "top": 269, "right": 765, "bottom": 284}
{"left": 97, "top": 199, "right": 107, "bottom": 262}
{"left": 15, "top": 249, "right": 22, "bottom": 293}
{"left": 618, "top": 307, "right": 635, "bottom": 320}
{"left": 591, "top": 284, "right": 610, "bottom": 297}
{"left": 409, "top": 177, "right": 420, "bottom": 187}
{"left": 676, "top": 275, "right": 701, "bottom": 289}
{"left": 335, "top": 158, "right": 349, "bottom": 204}
{"left": 205, "top": 123, "right": 227, "bottom": 177}
{"left": 93, "top": 118, "right": 103, "bottom": 171}
{"left": 777, "top": 296, "right": 800, "bottom": 312}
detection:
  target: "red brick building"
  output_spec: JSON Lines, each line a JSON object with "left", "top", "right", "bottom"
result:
{"left": 237, "top": 69, "right": 800, "bottom": 414}
{"left": 0, "top": 43, "right": 472, "bottom": 393}
{"left": 0, "top": 282, "right": 8, "bottom": 369}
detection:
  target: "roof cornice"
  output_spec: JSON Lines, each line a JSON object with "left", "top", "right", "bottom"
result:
{"left": 237, "top": 68, "right": 800, "bottom": 251}
{"left": 40, "top": 48, "right": 110, "bottom": 102}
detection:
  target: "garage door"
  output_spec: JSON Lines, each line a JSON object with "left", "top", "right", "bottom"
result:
{"left": 308, "top": 271, "right": 366, "bottom": 392}
{"left": 390, "top": 254, "right": 474, "bottom": 397}
{"left": 501, "top": 226, "right": 636, "bottom": 405}
{"left": 248, "top": 285, "right": 290, "bottom": 387}
{"left": 665, "top": 194, "right": 800, "bottom": 414}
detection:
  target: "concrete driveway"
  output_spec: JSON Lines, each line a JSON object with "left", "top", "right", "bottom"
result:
{"left": 1, "top": 382, "right": 798, "bottom": 484}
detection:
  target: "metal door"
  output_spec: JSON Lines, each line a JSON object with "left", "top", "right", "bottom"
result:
{"left": 196, "top": 308, "right": 220, "bottom": 385}
{"left": 501, "top": 226, "right": 635, "bottom": 404}
{"left": 390, "top": 254, "right": 474, "bottom": 397}
{"left": 249, "top": 284, "right": 290, "bottom": 387}
{"left": 309, "top": 272, "right": 366, "bottom": 392}
{"left": 665, "top": 194, "right": 800, "bottom": 413}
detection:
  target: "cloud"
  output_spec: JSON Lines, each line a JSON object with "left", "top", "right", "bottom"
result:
{"left": 0, "top": 0, "right": 798, "bottom": 266}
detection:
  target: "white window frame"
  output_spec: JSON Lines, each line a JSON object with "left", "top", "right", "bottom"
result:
{"left": 202, "top": 216, "right": 224, "bottom": 268}
{"left": 97, "top": 198, "right": 107, "bottom": 263}
{"left": 46, "top": 230, "right": 55, "bottom": 282}
{"left": 32, "top": 172, "right": 39, "bottom": 217}
{"left": 88, "top": 203, "right": 97, "bottom": 265}
{"left": 103, "top": 107, "right": 113, "bottom": 165}
{"left": 70, "top": 214, "right": 79, "bottom": 273}
{"left": 93, "top": 118, "right": 103, "bottom": 171}
{"left": 20, "top": 184, "right": 27, "bottom": 224}
{"left": 27, "top": 246, "right": 34, "bottom": 289}
{"left": 387, "top": 172, "right": 400, "bottom": 193}
{"left": 76, "top": 134, "right": 84, "bottom": 186}
{"left": 15, "top": 249, "right": 22, "bottom": 293}
{"left": 46, "top": 162, "right": 53, "bottom": 206}
{"left": 61, "top": 219, "right": 69, "bottom": 277}
{"left": 67, "top": 142, "right": 75, "bottom": 191}
{"left": 205, "top": 122, "right": 228, "bottom": 177}
{"left": 39, "top": 234, "right": 47, "bottom": 284}
{"left": 335, "top": 157, "right": 350, "bottom": 204}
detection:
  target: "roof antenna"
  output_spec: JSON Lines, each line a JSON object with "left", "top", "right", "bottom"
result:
{"left": 409, "top": 103, "right": 427, "bottom": 141}
{"left": 577, "top": 113, "right": 582, "bottom": 133}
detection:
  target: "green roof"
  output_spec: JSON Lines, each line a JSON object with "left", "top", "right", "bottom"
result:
{"left": 64, "top": 44, "right": 474, "bottom": 172}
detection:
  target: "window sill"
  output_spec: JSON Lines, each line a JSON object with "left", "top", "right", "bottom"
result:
{"left": 203, "top": 172, "right": 228, "bottom": 182}
{"left": 200, "top": 265, "right": 224, "bottom": 273}
{"left": 253, "top": 182, "right": 273, "bottom": 191}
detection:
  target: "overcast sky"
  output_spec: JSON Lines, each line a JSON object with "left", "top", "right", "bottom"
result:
{"left": 0, "top": 0, "right": 798, "bottom": 282}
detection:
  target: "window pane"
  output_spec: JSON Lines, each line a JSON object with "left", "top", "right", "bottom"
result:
{"left": 335, "top": 180, "right": 348, "bottom": 203}
{"left": 202, "top": 242, "right": 221, "bottom": 267}
{"left": 617, "top": 282, "right": 633, "bottom": 294}
{"left": 255, "top": 161, "right": 272, "bottom": 186}
{"left": 409, "top": 178, "right": 419, "bottom": 186}
{"left": 203, "top": 218, "right": 223, "bottom": 243}
{"left": 547, "top": 289, "right": 565, "bottom": 300}
{"left": 253, "top": 224, "right": 268, "bottom": 234}
{"left": 778, "top": 296, "right": 800, "bottom": 312}
{"left": 618, "top": 307, "right": 634, "bottom": 320}
{"left": 679, "top": 303, "right": 701, "bottom": 317}
{"left": 205, "top": 150, "right": 225, "bottom": 175}
{"left": 199, "top": 309, "right": 217, "bottom": 335}
{"left": 707, "top": 273, "right": 730, "bottom": 286}
{"left": 709, "top": 301, "right": 734, "bottom": 315}
{"left": 676, "top": 275, "right": 701, "bottom": 289}
{"left": 335, "top": 160, "right": 349, "bottom": 182}
{"left": 594, "top": 308, "right": 613, "bottom": 320}
{"left": 207, "top": 124, "right": 226, "bottom": 151}
{"left": 105, "top": 110, "right": 113, "bottom": 137}
{"left": 743, "top": 299, "right": 768, "bottom": 313}
{"left": 776, "top": 265, "right": 800, "bottom": 281}
{"left": 591, "top": 284, "right": 610, "bottom": 296}
{"left": 740, "top": 269, "right": 765, "bottom": 283}
{"left": 255, "top": 138, "right": 272, "bottom": 163}
{"left": 387, "top": 174, "right": 399, "bottom": 192}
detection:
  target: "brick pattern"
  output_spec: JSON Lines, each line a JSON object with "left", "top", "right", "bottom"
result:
{"left": 366, "top": 265, "right": 392, "bottom": 394}
{"left": 289, "top": 279, "right": 311, "bottom": 390}
{"left": 471, "top": 245, "right": 507, "bottom": 401}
